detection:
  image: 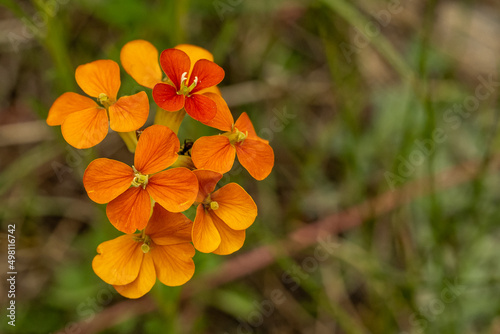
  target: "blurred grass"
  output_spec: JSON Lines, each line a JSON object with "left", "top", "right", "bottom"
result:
{"left": 1, "top": 0, "right": 500, "bottom": 333}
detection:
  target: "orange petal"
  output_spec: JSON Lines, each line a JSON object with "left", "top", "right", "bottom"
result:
{"left": 191, "top": 135, "right": 235, "bottom": 174}
{"left": 175, "top": 44, "right": 214, "bottom": 70}
{"left": 192, "top": 205, "right": 221, "bottom": 253}
{"left": 61, "top": 107, "right": 109, "bottom": 149}
{"left": 211, "top": 183, "right": 257, "bottom": 230}
{"left": 146, "top": 168, "right": 198, "bottom": 212}
{"left": 198, "top": 85, "right": 222, "bottom": 96}
{"left": 234, "top": 112, "right": 266, "bottom": 142}
{"left": 92, "top": 234, "right": 143, "bottom": 285}
{"left": 236, "top": 139, "right": 274, "bottom": 180}
{"left": 159, "top": 48, "right": 190, "bottom": 89}
{"left": 184, "top": 93, "right": 217, "bottom": 123}
{"left": 106, "top": 187, "right": 151, "bottom": 234}
{"left": 134, "top": 124, "right": 180, "bottom": 175}
{"left": 199, "top": 93, "right": 233, "bottom": 131}
{"left": 152, "top": 82, "right": 185, "bottom": 111}
{"left": 151, "top": 243, "right": 195, "bottom": 286}
{"left": 75, "top": 59, "right": 121, "bottom": 100}
{"left": 113, "top": 253, "right": 156, "bottom": 299}
{"left": 189, "top": 59, "right": 224, "bottom": 93}
{"left": 120, "top": 40, "right": 162, "bottom": 89}
{"left": 212, "top": 215, "right": 246, "bottom": 255}
{"left": 109, "top": 91, "right": 149, "bottom": 132}
{"left": 83, "top": 158, "right": 134, "bottom": 204}
{"left": 47, "top": 92, "right": 99, "bottom": 126}
{"left": 193, "top": 169, "right": 223, "bottom": 203}
{"left": 146, "top": 203, "right": 192, "bottom": 245}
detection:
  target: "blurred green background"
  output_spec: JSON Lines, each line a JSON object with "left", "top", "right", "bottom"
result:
{"left": 1, "top": 0, "right": 500, "bottom": 333}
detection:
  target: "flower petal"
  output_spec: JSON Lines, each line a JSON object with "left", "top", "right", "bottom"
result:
{"left": 184, "top": 93, "right": 217, "bottom": 123}
{"left": 134, "top": 124, "right": 180, "bottom": 175}
{"left": 192, "top": 205, "right": 221, "bottom": 253}
{"left": 61, "top": 107, "right": 109, "bottom": 149}
{"left": 211, "top": 183, "right": 257, "bottom": 230}
{"left": 152, "top": 243, "right": 195, "bottom": 286}
{"left": 83, "top": 158, "right": 134, "bottom": 204}
{"left": 147, "top": 168, "right": 198, "bottom": 212}
{"left": 92, "top": 234, "right": 143, "bottom": 285}
{"left": 193, "top": 169, "right": 223, "bottom": 203}
{"left": 191, "top": 135, "right": 235, "bottom": 174}
{"left": 189, "top": 59, "right": 224, "bottom": 93}
{"left": 175, "top": 44, "right": 214, "bottom": 67}
{"left": 234, "top": 112, "right": 267, "bottom": 142}
{"left": 120, "top": 40, "right": 162, "bottom": 89}
{"left": 199, "top": 93, "right": 233, "bottom": 131}
{"left": 108, "top": 91, "right": 149, "bottom": 132}
{"left": 236, "top": 139, "right": 274, "bottom": 180}
{"left": 47, "top": 92, "right": 99, "bottom": 126}
{"left": 152, "top": 82, "right": 185, "bottom": 111}
{"left": 106, "top": 187, "right": 151, "bottom": 234}
{"left": 113, "top": 254, "right": 156, "bottom": 299}
{"left": 159, "top": 48, "right": 190, "bottom": 89}
{"left": 146, "top": 203, "right": 193, "bottom": 246}
{"left": 75, "top": 59, "right": 120, "bottom": 100}
{"left": 212, "top": 215, "right": 246, "bottom": 255}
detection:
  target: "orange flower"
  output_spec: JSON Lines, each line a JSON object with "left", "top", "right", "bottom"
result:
{"left": 191, "top": 94, "right": 274, "bottom": 180}
{"left": 92, "top": 203, "right": 195, "bottom": 299}
{"left": 192, "top": 170, "right": 257, "bottom": 255}
{"left": 47, "top": 60, "right": 149, "bottom": 149}
{"left": 83, "top": 125, "right": 198, "bottom": 233}
{"left": 152, "top": 48, "right": 224, "bottom": 123}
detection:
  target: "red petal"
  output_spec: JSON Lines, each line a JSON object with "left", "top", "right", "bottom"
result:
{"left": 106, "top": 187, "right": 151, "bottom": 234}
{"left": 83, "top": 158, "right": 134, "bottom": 204}
{"left": 146, "top": 168, "right": 198, "bottom": 212}
{"left": 153, "top": 83, "right": 185, "bottom": 111}
{"left": 236, "top": 139, "right": 274, "bottom": 180}
{"left": 184, "top": 93, "right": 217, "bottom": 122}
{"left": 190, "top": 59, "right": 225, "bottom": 93}
{"left": 134, "top": 124, "right": 180, "bottom": 175}
{"left": 159, "top": 48, "right": 190, "bottom": 89}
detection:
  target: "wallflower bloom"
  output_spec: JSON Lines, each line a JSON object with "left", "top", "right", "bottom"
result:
{"left": 93, "top": 204, "right": 195, "bottom": 299}
{"left": 192, "top": 170, "right": 257, "bottom": 254}
{"left": 83, "top": 125, "right": 198, "bottom": 233}
{"left": 47, "top": 60, "right": 149, "bottom": 149}
{"left": 191, "top": 94, "right": 274, "bottom": 180}
{"left": 152, "top": 48, "right": 225, "bottom": 122}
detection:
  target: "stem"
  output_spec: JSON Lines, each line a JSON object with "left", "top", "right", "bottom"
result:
{"left": 118, "top": 131, "right": 138, "bottom": 153}
{"left": 154, "top": 107, "right": 186, "bottom": 135}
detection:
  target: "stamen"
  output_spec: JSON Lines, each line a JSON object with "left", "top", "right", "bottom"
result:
{"left": 180, "top": 72, "right": 188, "bottom": 85}
{"left": 210, "top": 201, "right": 219, "bottom": 210}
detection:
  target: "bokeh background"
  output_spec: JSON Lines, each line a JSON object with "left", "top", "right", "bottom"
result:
{"left": 1, "top": 0, "right": 500, "bottom": 333}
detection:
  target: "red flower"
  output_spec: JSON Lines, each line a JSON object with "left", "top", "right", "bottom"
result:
{"left": 152, "top": 48, "right": 224, "bottom": 123}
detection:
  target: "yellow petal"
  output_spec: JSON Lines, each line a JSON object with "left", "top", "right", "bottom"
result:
{"left": 92, "top": 234, "right": 143, "bottom": 285}
{"left": 152, "top": 243, "right": 195, "bottom": 286}
{"left": 121, "top": 40, "right": 162, "bottom": 89}
{"left": 211, "top": 183, "right": 257, "bottom": 230}
{"left": 113, "top": 253, "right": 156, "bottom": 299}
{"left": 75, "top": 59, "right": 121, "bottom": 100}
{"left": 47, "top": 92, "right": 99, "bottom": 126}
{"left": 61, "top": 107, "right": 109, "bottom": 149}
{"left": 192, "top": 205, "right": 221, "bottom": 253}
{"left": 212, "top": 215, "right": 246, "bottom": 255}
{"left": 108, "top": 91, "right": 149, "bottom": 132}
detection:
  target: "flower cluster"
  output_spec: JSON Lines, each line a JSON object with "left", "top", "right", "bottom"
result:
{"left": 47, "top": 40, "right": 274, "bottom": 298}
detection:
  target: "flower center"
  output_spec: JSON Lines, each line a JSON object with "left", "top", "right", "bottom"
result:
{"left": 226, "top": 127, "right": 248, "bottom": 145}
{"left": 177, "top": 72, "right": 198, "bottom": 96}
{"left": 202, "top": 194, "right": 219, "bottom": 211}
{"left": 98, "top": 93, "right": 113, "bottom": 108}
{"left": 131, "top": 166, "right": 148, "bottom": 189}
